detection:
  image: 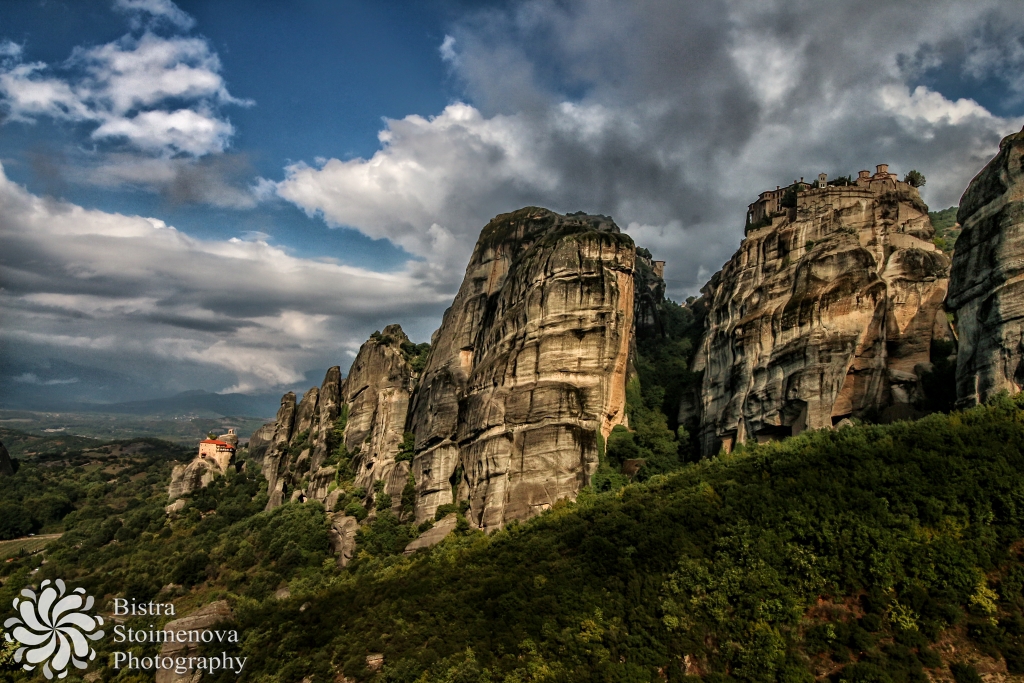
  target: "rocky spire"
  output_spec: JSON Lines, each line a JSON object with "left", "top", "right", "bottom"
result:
{"left": 947, "top": 125, "right": 1024, "bottom": 406}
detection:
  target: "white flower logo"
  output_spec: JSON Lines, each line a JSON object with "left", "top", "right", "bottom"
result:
{"left": 3, "top": 579, "right": 105, "bottom": 680}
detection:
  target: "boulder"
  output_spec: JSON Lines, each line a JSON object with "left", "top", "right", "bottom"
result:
{"left": 154, "top": 601, "right": 233, "bottom": 683}
{"left": 947, "top": 125, "right": 1024, "bottom": 405}
{"left": 403, "top": 514, "right": 458, "bottom": 554}
{"left": 326, "top": 514, "right": 360, "bottom": 567}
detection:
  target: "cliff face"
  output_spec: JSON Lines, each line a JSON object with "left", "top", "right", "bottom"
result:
{"left": 258, "top": 365, "right": 343, "bottom": 509}
{"left": 408, "top": 208, "right": 635, "bottom": 530}
{"left": 341, "top": 324, "right": 417, "bottom": 505}
{"left": 693, "top": 173, "right": 953, "bottom": 455}
{"left": 947, "top": 126, "right": 1024, "bottom": 405}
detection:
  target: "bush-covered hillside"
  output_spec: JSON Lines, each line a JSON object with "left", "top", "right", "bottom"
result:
{"left": 930, "top": 207, "right": 960, "bottom": 253}
{"left": 6, "top": 393, "right": 1024, "bottom": 682}
{"left": 224, "top": 397, "right": 1024, "bottom": 683}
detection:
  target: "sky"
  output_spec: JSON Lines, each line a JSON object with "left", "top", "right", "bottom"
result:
{"left": 1, "top": 0, "right": 1023, "bottom": 409}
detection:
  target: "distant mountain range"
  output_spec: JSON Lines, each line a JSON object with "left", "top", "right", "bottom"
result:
{"left": 90, "top": 390, "right": 281, "bottom": 418}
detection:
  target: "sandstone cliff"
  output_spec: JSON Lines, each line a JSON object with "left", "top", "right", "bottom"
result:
{"left": 253, "top": 210, "right": 638, "bottom": 533}
{"left": 692, "top": 169, "right": 953, "bottom": 455}
{"left": 947, "top": 125, "right": 1024, "bottom": 406}
{"left": 258, "top": 364, "right": 343, "bottom": 509}
{"left": 340, "top": 324, "right": 417, "bottom": 506}
{"left": 407, "top": 208, "right": 636, "bottom": 530}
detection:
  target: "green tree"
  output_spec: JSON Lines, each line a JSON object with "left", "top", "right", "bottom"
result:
{"left": 904, "top": 169, "right": 926, "bottom": 187}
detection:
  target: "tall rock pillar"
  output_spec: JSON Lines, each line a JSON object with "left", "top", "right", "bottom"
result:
{"left": 947, "top": 126, "right": 1024, "bottom": 406}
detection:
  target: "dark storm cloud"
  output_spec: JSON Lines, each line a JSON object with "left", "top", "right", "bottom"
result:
{"left": 275, "top": 0, "right": 1021, "bottom": 297}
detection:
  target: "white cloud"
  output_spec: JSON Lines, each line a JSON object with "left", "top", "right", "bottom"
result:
{"left": 114, "top": 0, "right": 196, "bottom": 30}
{"left": 0, "top": 32, "right": 246, "bottom": 157}
{"left": 0, "top": 40, "right": 22, "bottom": 60}
{"left": 880, "top": 85, "right": 995, "bottom": 126}
{"left": 440, "top": 35, "right": 458, "bottom": 64}
{"left": 274, "top": 102, "right": 560, "bottom": 274}
{"left": 272, "top": 0, "right": 1024, "bottom": 299}
{"left": 0, "top": 163, "right": 450, "bottom": 394}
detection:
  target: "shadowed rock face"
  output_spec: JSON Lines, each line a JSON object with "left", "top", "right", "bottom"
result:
{"left": 408, "top": 208, "right": 636, "bottom": 530}
{"left": 693, "top": 177, "right": 952, "bottom": 455}
{"left": 0, "top": 441, "right": 13, "bottom": 477}
{"left": 947, "top": 126, "right": 1024, "bottom": 406}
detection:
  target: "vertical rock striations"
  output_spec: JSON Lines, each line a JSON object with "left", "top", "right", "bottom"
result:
{"left": 693, "top": 168, "right": 953, "bottom": 455}
{"left": 243, "top": 209, "right": 638, "bottom": 534}
{"left": 947, "top": 126, "right": 1024, "bottom": 406}
{"left": 340, "top": 324, "right": 417, "bottom": 505}
{"left": 408, "top": 208, "right": 636, "bottom": 530}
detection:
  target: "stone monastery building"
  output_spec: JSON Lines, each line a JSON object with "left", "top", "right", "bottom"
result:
{"left": 746, "top": 164, "right": 901, "bottom": 226}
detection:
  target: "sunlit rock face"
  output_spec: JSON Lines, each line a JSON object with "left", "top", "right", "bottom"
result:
{"left": 693, "top": 172, "right": 953, "bottom": 456}
{"left": 947, "top": 126, "right": 1024, "bottom": 406}
{"left": 408, "top": 208, "right": 636, "bottom": 530}
{"left": 340, "top": 324, "right": 417, "bottom": 506}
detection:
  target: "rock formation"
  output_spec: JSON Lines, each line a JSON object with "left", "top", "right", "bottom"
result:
{"left": 253, "top": 365, "right": 344, "bottom": 509}
{"left": 0, "top": 441, "right": 13, "bottom": 477}
{"left": 947, "top": 125, "right": 1024, "bottom": 406}
{"left": 246, "top": 423, "right": 276, "bottom": 464}
{"left": 327, "top": 514, "right": 360, "bottom": 567}
{"left": 249, "top": 208, "right": 637, "bottom": 537}
{"left": 692, "top": 167, "right": 954, "bottom": 455}
{"left": 167, "top": 432, "right": 239, "bottom": 500}
{"left": 408, "top": 208, "right": 636, "bottom": 530}
{"left": 155, "top": 601, "right": 234, "bottom": 683}
{"left": 340, "top": 324, "right": 417, "bottom": 506}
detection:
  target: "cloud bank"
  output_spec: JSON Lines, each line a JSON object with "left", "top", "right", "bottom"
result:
{"left": 273, "top": 0, "right": 1024, "bottom": 294}
{"left": 0, "top": 163, "right": 449, "bottom": 397}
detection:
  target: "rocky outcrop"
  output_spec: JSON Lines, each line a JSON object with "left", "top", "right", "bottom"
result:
{"left": 327, "top": 514, "right": 360, "bottom": 567}
{"left": 404, "top": 514, "right": 458, "bottom": 554}
{"left": 154, "top": 601, "right": 233, "bottom": 683}
{"left": 341, "top": 325, "right": 417, "bottom": 505}
{"left": 947, "top": 126, "right": 1024, "bottom": 406}
{"left": 0, "top": 441, "right": 13, "bottom": 477}
{"left": 260, "top": 391, "right": 297, "bottom": 508}
{"left": 310, "top": 366, "right": 342, "bottom": 471}
{"left": 408, "top": 208, "right": 635, "bottom": 530}
{"left": 247, "top": 210, "right": 638, "bottom": 533}
{"left": 693, "top": 169, "right": 953, "bottom": 455}
{"left": 246, "top": 423, "right": 276, "bottom": 464}
{"left": 168, "top": 431, "right": 239, "bottom": 500}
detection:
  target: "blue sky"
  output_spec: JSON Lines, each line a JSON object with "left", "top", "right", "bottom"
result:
{"left": 1, "top": 0, "right": 1023, "bottom": 408}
